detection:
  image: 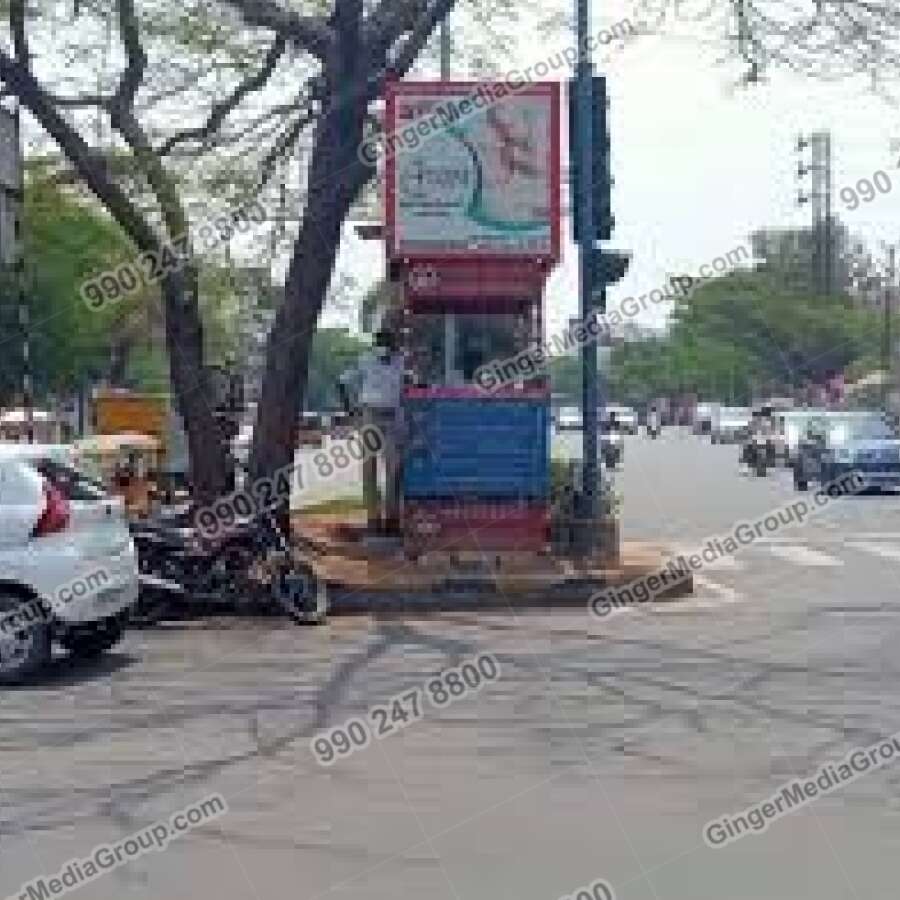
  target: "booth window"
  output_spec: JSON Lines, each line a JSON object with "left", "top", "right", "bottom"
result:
{"left": 408, "top": 310, "right": 534, "bottom": 386}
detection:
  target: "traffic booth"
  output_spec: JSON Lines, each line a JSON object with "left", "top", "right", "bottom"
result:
{"left": 384, "top": 80, "right": 561, "bottom": 555}
{"left": 287, "top": 76, "right": 689, "bottom": 614}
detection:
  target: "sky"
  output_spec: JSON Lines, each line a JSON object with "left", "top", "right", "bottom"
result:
{"left": 324, "top": 0, "right": 900, "bottom": 339}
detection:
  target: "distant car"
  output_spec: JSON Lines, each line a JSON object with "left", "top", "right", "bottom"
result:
{"left": 557, "top": 406, "right": 582, "bottom": 431}
{"left": 772, "top": 408, "right": 829, "bottom": 466}
{"left": 603, "top": 405, "right": 638, "bottom": 435}
{"left": 554, "top": 408, "right": 623, "bottom": 466}
{"left": 693, "top": 402, "right": 717, "bottom": 435}
{"left": 710, "top": 407, "right": 751, "bottom": 444}
{"left": 794, "top": 412, "right": 900, "bottom": 493}
{"left": 0, "top": 444, "right": 138, "bottom": 683}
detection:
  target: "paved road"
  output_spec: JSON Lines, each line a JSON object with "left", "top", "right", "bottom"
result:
{"left": 3, "top": 430, "right": 900, "bottom": 900}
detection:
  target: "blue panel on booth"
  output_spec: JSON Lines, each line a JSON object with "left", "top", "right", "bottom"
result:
{"left": 403, "top": 398, "right": 550, "bottom": 498}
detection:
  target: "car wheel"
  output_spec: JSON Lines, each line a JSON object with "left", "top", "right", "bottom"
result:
{"left": 0, "top": 590, "right": 51, "bottom": 684}
{"left": 61, "top": 618, "right": 124, "bottom": 659}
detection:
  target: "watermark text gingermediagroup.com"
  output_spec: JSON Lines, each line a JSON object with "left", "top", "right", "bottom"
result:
{"left": 11, "top": 794, "right": 227, "bottom": 900}
{"left": 588, "top": 469, "right": 863, "bottom": 618}
{"left": 360, "top": 16, "right": 637, "bottom": 166}
{"left": 703, "top": 731, "right": 900, "bottom": 848}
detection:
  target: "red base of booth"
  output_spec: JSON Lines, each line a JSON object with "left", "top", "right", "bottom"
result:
{"left": 403, "top": 500, "right": 549, "bottom": 553}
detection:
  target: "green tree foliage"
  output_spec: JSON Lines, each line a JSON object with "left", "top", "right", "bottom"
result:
{"left": 20, "top": 170, "right": 243, "bottom": 397}
{"left": 23, "top": 170, "right": 141, "bottom": 395}
{"left": 609, "top": 269, "right": 881, "bottom": 404}
{"left": 305, "top": 327, "right": 367, "bottom": 410}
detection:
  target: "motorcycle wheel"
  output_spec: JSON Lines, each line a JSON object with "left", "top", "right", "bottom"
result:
{"left": 273, "top": 562, "right": 328, "bottom": 625}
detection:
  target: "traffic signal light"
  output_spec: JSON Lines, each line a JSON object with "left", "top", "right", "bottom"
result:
{"left": 589, "top": 249, "right": 630, "bottom": 286}
{"left": 569, "top": 75, "right": 613, "bottom": 242}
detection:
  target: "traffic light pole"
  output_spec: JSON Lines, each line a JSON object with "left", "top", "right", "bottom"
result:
{"left": 576, "top": 0, "right": 600, "bottom": 550}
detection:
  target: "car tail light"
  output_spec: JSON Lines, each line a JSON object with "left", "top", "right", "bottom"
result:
{"left": 31, "top": 481, "right": 70, "bottom": 537}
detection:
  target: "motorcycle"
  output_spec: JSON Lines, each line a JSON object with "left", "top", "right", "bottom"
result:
{"left": 132, "top": 501, "right": 326, "bottom": 626}
{"left": 742, "top": 436, "right": 775, "bottom": 477}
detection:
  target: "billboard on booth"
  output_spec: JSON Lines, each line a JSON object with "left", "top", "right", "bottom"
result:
{"left": 384, "top": 81, "right": 560, "bottom": 261}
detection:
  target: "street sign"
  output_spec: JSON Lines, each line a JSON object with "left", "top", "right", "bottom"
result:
{"left": 385, "top": 81, "right": 560, "bottom": 260}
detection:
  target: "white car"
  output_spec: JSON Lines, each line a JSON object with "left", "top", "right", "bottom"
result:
{"left": 556, "top": 406, "right": 582, "bottom": 431}
{"left": 0, "top": 444, "right": 138, "bottom": 683}
{"left": 710, "top": 407, "right": 751, "bottom": 444}
{"left": 693, "top": 402, "right": 717, "bottom": 435}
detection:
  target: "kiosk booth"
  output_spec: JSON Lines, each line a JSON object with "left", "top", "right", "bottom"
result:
{"left": 383, "top": 79, "right": 561, "bottom": 554}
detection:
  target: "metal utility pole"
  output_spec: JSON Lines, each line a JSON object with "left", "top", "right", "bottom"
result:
{"left": 17, "top": 99, "right": 31, "bottom": 443}
{"left": 567, "top": 7, "right": 629, "bottom": 553}
{"left": 824, "top": 132, "right": 833, "bottom": 296}
{"left": 883, "top": 244, "right": 895, "bottom": 412}
{"left": 575, "top": 0, "right": 599, "bottom": 541}
{"left": 440, "top": 19, "right": 451, "bottom": 80}
{"left": 440, "top": 19, "right": 457, "bottom": 384}
{"left": 797, "top": 130, "right": 834, "bottom": 296}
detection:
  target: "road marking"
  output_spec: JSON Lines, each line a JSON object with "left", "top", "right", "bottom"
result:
{"left": 764, "top": 544, "right": 843, "bottom": 567}
{"left": 693, "top": 576, "right": 743, "bottom": 605}
{"left": 672, "top": 548, "right": 743, "bottom": 570}
{"left": 848, "top": 541, "right": 900, "bottom": 563}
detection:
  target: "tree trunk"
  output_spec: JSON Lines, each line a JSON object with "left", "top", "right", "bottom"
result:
{"left": 249, "top": 97, "right": 368, "bottom": 487}
{"left": 161, "top": 264, "right": 229, "bottom": 503}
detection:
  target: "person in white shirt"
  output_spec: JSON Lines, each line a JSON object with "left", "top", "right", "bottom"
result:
{"left": 339, "top": 329, "right": 405, "bottom": 534}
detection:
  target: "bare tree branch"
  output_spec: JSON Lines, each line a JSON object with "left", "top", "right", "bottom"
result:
{"left": 9, "top": 0, "right": 28, "bottom": 63}
{"left": 158, "top": 34, "right": 287, "bottom": 156}
{"left": 109, "top": 0, "right": 147, "bottom": 115}
{"left": 381, "top": 0, "right": 455, "bottom": 82}
{"left": 220, "top": 0, "right": 333, "bottom": 59}
{"left": 0, "top": 48, "right": 157, "bottom": 252}
{"left": 363, "top": 0, "right": 425, "bottom": 74}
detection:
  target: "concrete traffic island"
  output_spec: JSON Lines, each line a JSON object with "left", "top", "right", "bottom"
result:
{"left": 290, "top": 513, "right": 692, "bottom": 614}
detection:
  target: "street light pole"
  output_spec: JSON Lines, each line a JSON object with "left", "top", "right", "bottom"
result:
{"left": 576, "top": 0, "right": 599, "bottom": 546}
{"left": 883, "top": 245, "right": 895, "bottom": 412}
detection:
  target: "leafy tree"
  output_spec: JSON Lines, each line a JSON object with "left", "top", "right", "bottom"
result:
{"left": 20, "top": 168, "right": 249, "bottom": 398}
{"left": 22, "top": 168, "right": 144, "bottom": 396}
{"left": 305, "top": 327, "right": 367, "bottom": 410}
{"left": 609, "top": 266, "right": 882, "bottom": 404}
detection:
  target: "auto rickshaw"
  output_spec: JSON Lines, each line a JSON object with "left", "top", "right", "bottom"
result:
{"left": 72, "top": 432, "right": 162, "bottom": 518}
